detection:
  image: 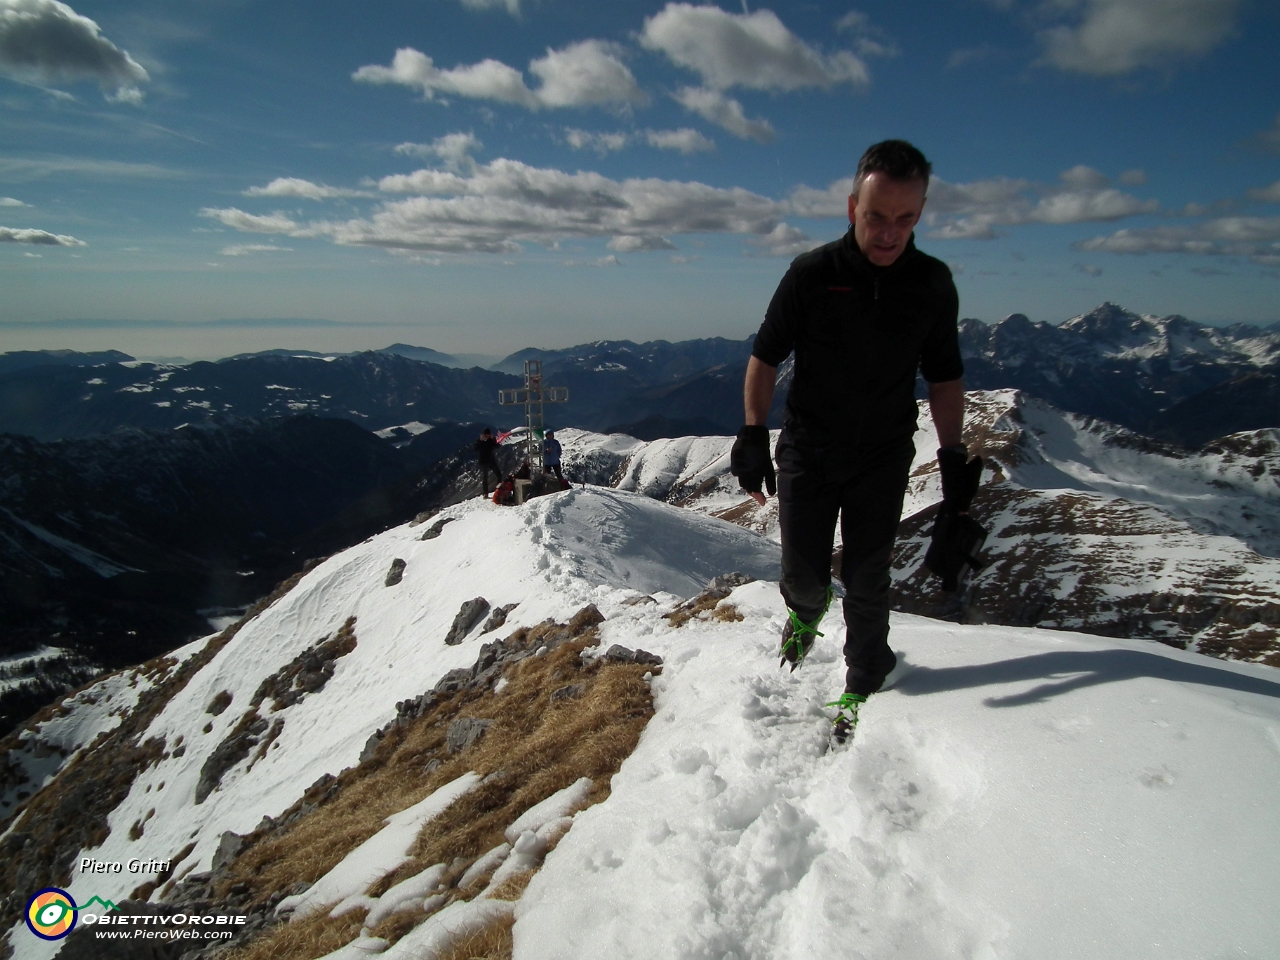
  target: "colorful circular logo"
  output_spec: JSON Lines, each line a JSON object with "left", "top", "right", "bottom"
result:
{"left": 25, "top": 888, "right": 78, "bottom": 940}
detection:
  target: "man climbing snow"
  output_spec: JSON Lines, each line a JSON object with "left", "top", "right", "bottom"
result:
{"left": 731, "top": 140, "right": 983, "bottom": 743}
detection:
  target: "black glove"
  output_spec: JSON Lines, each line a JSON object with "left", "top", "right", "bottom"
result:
{"left": 924, "top": 508, "right": 988, "bottom": 592}
{"left": 927, "top": 445, "right": 988, "bottom": 590}
{"left": 938, "top": 445, "right": 983, "bottom": 513}
{"left": 730, "top": 425, "right": 776, "bottom": 498}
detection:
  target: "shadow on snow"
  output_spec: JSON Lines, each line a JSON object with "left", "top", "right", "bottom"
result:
{"left": 893, "top": 648, "right": 1280, "bottom": 707}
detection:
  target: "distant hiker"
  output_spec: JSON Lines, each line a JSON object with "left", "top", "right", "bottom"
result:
{"left": 543, "top": 430, "right": 564, "bottom": 482}
{"left": 475, "top": 427, "right": 499, "bottom": 496}
{"left": 730, "top": 140, "right": 984, "bottom": 743}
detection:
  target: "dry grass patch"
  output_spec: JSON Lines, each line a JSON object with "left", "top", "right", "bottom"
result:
{"left": 435, "top": 912, "right": 515, "bottom": 960}
{"left": 215, "top": 607, "right": 656, "bottom": 960}
{"left": 488, "top": 870, "right": 535, "bottom": 902}
{"left": 713, "top": 603, "right": 744, "bottom": 623}
{"left": 222, "top": 910, "right": 365, "bottom": 960}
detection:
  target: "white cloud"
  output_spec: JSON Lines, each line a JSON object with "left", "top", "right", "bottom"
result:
{"left": 213, "top": 156, "right": 792, "bottom": 256}
{"left": 199, "top": 208, "right": 302, "bottom": 234}
{"left": 674, "top": 86, "right": 773, "bottom": 142}
{"left": 1074, "top": 263, "right": 1103, "bottom": 276}
{"left": 220, "top": 243, "right": 293, "bottom": 256}
{"left": 1037, "top": 0, "right": 1242, "bottom": 76}
{"left": 784, "top": 178, "right": 853, "bottom": 218}
{"left": 0, "top": 196, "right": 26, "bottom": 206}
{"left": 564, "top": 127, "right": 716, "bottom": 155}
{"left": 353, "top": 40, "right": 645, "bottom": 111}
{"left": 1247, "top": 180, "right": 1280, "bottom": 203}
{"left": 1118, "top": 169, "right": 1146, "bottom": 185}
{"left": 750, "top": 222, "right": 819, "bottom": 257}
{"left": 925, "top": 166, "right": 1157, "bottom": 238}
{"left": 0, "top": 0, "right": 149, "bottom": 102}
{"left": 528, "top": 40, "right": 647, "bottom": 109}
{"left": 458, "top": 0, "right": 520, "bottom": 14}
{"left": 0, "top": 156, "right": 184, "bottom": 180}
{"left": 641, "top": 3, "right": 869, "bottom": 91}
{"left": 564, "top": 128, "right": 631, "bottom": 154}
{"left": 1076, "top": 216, "right": 1280, "bottom": 264}
{"left": 607, "top": 235, "right": 676, "bottom": 252}
{"left": 833, "top": 9, "right": 898, "bottom": 58}
{"left": 644, "top": 127, "right": 715, "bottom": 154}
{"left": 244, "top": 178, "right": 371, "bottom": 201}
{"left": 395, "top": 132, "right": 483, "bottom": 169}
{"left": 1058, "top": 164, "right": 1110, "bottom": 190}
{"left": 0, "top": 224, "right": 85, "bottom": 245}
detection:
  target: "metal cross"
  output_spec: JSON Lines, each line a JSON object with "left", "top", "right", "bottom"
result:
{"left": 497, "top": 359, "right": 569, "bottom": 471}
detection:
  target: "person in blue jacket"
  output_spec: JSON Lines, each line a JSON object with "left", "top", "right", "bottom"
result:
{"left": 543, "top": 430, "right": 564, "bottom": 482}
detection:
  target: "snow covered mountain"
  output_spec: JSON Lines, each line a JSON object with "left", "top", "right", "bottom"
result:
{"left": 553, "top": 388, "right": 1280, "bottom": 666}
{"left": 959, "top": 303, "right": 1280, "bottom": 444}
{"left": 2, "top": 485, "right": 1278, "bottom": 960}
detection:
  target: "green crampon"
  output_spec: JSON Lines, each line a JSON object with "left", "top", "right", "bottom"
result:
{"left": 825, "top": 691, "right": 867, "bottom": 744}
{"left": 779, "top": 586, "right": 834, "bottom": 672}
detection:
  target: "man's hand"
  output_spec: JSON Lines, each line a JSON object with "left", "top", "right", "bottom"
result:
{"left": 926, "top": 445, "right": 987, "bottom": 590}
{"left": 937, "top": 445, "right": 982, "bottom": 514}
{"left": 731, "top": 425, "right": 776, "bottom": 506}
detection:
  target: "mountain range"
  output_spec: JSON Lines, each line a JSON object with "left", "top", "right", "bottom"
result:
{"left": 3, "top": 304, "right": 1276, "bottom": 446}
{"left": 0, "top": 417, "right": 498, "bottom": 733}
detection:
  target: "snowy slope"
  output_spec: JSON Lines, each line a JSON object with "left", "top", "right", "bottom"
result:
{"left": 554, "top": 391, "right": 1280, "bottom": 663}
{"left": 516, "top": 588, "right": 1280, "bottom": 960}
{"left": 3, "top": 487, "right": 1279, "bottom": 960}
{"left": 3, "top": 488, "right": 780, "bottom": 960}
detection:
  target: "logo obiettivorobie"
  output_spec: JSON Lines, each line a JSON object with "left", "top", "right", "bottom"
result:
{"left": 25, "top": 888, "right": 78, "bottom": 940}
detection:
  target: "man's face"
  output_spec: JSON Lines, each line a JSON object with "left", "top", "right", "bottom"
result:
{"left": 847, "top": 172, "right": 927, "bottom": 267}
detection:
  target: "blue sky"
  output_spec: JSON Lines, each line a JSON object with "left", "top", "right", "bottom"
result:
{"left": 1, "top": 0, "right": 1278, "bottom": 360}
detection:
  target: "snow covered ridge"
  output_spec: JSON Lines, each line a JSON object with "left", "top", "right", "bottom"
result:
{"left": 0, "top": 489, "right": 779, "bottom": 959}
{"left": 2, "top": 487, "right": 1279, "bottom": 959}
{"left": 557, "top": 388, "right": 1280, "bottom": 664}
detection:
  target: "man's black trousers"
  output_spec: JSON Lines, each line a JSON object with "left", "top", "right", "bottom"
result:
{"left": 776, "top": 438, "right": 914, "bottom": 696}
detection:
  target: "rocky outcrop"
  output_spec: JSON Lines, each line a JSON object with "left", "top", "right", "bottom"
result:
{"left": 444, "top": 598, "right": 491, "bottom": 646}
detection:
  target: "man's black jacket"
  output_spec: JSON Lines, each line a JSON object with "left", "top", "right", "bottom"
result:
{"left": 474, "top": 435, "right": 499, "bottom": 464}
{"left": 752, "top": 229, "right": 962, "bottom": 475}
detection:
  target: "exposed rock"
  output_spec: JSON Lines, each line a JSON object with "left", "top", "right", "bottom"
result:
{"left": 196, "top": 715, "right": 267, "bottom": 804}
{"left": 420, "top": 517, "right": 457, "bottom": 540}
{"left": 385, "top": 558, "right": 407, "bottom": 586}
{"left": 550, "top": 683, "right": 584, "bottom": 702}
{"left": 359, "top": 730, "right": 383, "bottom": 763}
{"left": 444, "top": 598, "right": 491, "bottom": 645}
{"left": 433, "top": 669, "right": 473, "bottom": 695}
{"left": 211, "top": 831, "right": 244, "bottom": 873}
{"left": 602, "top": 645, "right": 663, "bottom": 666}
{"left": 481, "top": 602, "right": 520, "bottom": 634}
{"left": 446, "top": 717, "right": 492, "bottom": 754}
{"left": 205, "top": 691, "right": 232, "bottom": 716}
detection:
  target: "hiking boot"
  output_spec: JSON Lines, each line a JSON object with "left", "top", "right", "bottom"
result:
{"left": 779, "top": 587, "right": 833, "bottom": 672}
{"left": 826, "top": 691, "right": 867, "bottom": 745}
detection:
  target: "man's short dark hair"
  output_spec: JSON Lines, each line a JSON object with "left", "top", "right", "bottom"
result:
{"left": 854, "top": 140, "right": 931, "bottom": 195}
